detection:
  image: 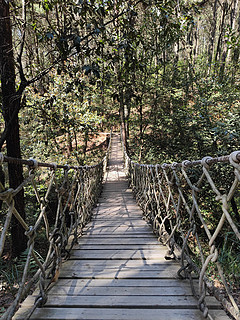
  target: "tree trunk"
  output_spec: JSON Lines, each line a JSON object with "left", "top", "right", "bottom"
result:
{"left": 214, "top": 1, "right": 228, "bottom": 68}
{"left": 219, "top": 2, "right": 231, "bottom": 79}
{"left": 0, "top": 0, "right": 27, "bottom": 256}
{"left": 207, "top": 0, "right": 218, "bottom": 73}
{"left": 119, "top": 85, "right": 127, "bottom": 148}
{"left": 67, "top": 130, "right": 73, "bottom": 156}
{"left": 232, "top": 10, "right": 240, "bottom": 81}
{"left": 138, "top": 101, "right": 143, "bottom": 163}
{"left": 82, "top": 128, "right": 89, "bottom": 163}
{"left": 227, "top": 0, "right": 239, "bottom": 61}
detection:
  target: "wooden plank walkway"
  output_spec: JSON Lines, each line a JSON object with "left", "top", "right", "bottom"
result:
{"left": 14, "top": 133, "right": 230, "bottom": 320}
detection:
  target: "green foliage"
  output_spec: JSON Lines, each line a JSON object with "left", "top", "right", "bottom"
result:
{"left": 0, "top": 259, "right": 19, "bottom": 294}
{"left": 129, "top": 58, "right": 240, "bottom": 164}
{"left": 0, "top": 249, "right": 43, "bottom": 293}
{"left": 218, "top": 231, "right": 240, "bottom": 285}
{"left": 21, "top": 67, "right": 104, "bottom": 164}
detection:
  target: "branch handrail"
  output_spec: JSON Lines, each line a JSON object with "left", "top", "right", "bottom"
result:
{"left": 0, "top": 130, "right": 112, "bottom": 320}
{"left": 121, "top": 129, "right": 240, "bottom": 320}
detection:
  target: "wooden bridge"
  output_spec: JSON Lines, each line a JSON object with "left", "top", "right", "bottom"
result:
{"left": 13, "top": 134, "right": 230, "bottom": 320}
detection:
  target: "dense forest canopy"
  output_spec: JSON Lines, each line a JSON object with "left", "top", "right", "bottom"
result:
{"left": 0, "top": 0, "right": 239, "bottom": 253}
{"left": 0, "top": 0, "right": 239, "bottom": 166}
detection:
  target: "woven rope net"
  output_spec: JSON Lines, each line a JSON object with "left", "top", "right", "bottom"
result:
{"left": 122, "top": 134, "right": 240, "bottom": 320}
{"left": 0, "top": 133, "right": 112, "bottom": 320}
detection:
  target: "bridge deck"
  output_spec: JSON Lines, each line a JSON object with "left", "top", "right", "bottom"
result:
{"left": 14, "top": 134, "right": 229, "bottom": 319}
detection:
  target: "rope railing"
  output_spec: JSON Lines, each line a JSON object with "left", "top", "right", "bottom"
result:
{"left": 0, "top": 131, "right": 112, "bottom": 320}
{"left": 121, "top": 130, "right": 240, "bottom": 320}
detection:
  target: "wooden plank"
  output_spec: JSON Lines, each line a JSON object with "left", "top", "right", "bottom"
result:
{"left": 85, "top": 223, "right": 150, "bottom": 228}
{"left": 101, "top": 189, "right": 132, "bottom": 193}
{"left": 84, "top": 226, "right": 153, "bottom": 234}
{"left": 95, "top": 202, "right": 139, "bottom": 207}
{"left": 85, "top": 226, "right": 149, "bottom": 230}
{"left": 76, "top": 244, "right": 163, "bottom": 250}
{"left": 83, "top": 229, "right": 153, "bottom": 233}
{"left": 79, "top": 234, "right": 155, "bottom": 239}
{"left": 92, "top": 215, "right": 143, "bottom": 219}
{"left": 92, "top": 215, "right": 144, "bottom": 220}
{"left": 96, "top": 203, "right": 140, "bottom": 207}
{"left": 89, "top": 218, "right": 144, "bottom": 222}
{"left": 90, "top": 219, "right": 143, "bottom": 224}
{"left": 14, "top": 307, "right": 230, "bottom": 320}
{"left": 97, "top": 200, "right": 138, "bottom": 204}
{"left": 92, "top": 217, "right": 143, "bottom": 220}
{"left": 92, "top": 214, "right": 143, "bottom": 219}
{"left": 93, "top": 208, "right": 139, "bottom": 213}
{"left": 83, "top": 231, "right": 154, "bottom": 236}
{"left": 59, "top": 270, "right": 180, "bottom": 279}
{"left": 93, "top": 205, "right": 140, "bottom": 210}
{"left": 57, "top": 271, "right": 179, "bottom": 280}
{"left": 80, "top": 234, "right": 156, "bottom": 238}
{"left": 47, "top": 278, "right": 200, "bottom": 288}
{"left": 86, "top": 222, "right": 148, "bottom": 228}
{"left": 98, "top": 198, "right": 135, "bottom": 203}
{"left": 93, "top": 207, "right": 141, "bottom": 213}
{"left": 100, "top": 193, "right": 134, "bottom": 197}
{"left": 70, "top": 249, "right": 167, "bottom": 260}
{"left": 101, "top": 187, "right": 132, "bottom": 191}
{"left": 31, "top": 280, "right": 202, "bottom": 296}
{"left": 98, "top": 198, "right": 136, "bottom": 205}
{"left": 21, "top": 295, "right": 221, "bottom": 308}
{"left": 83, "top": 231, "right": 153, "bottom": 236}
{"left": 77, "top": 238, "right": 158, "bottom": 245}
{"left": 93, "top": 209, "right": 141, "bottom": 214}
{"left": 91, "top": 214, "right": 143, "bottom": 219}
{"left": 62, "top": 259, "right": 178, "bottom": 269}
{"left": 46, "top": 286, "right": 195, "bottom": 296}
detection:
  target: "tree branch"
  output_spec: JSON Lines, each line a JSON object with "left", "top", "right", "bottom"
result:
{"left": 27, "top": 7, "right": 135, "bottom": 85}
{"left": 17, "top": 0, "right": 27, "bottom": 84}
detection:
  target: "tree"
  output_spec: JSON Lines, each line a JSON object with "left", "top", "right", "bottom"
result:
{"left": 0, "top": 0, "right": 27, "bottom": 256}
{"left": 0, "top": 0, "right": 138, "bottom": 255}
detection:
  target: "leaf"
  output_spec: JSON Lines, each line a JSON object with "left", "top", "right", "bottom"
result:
{"left": 83, "top": 65, "right": 92, "bottom": 75}
{"left": 46, "top": 32, "right": 54, "bottom": 40}
{"left": 42, "top": 0, "right": 53, "bottom": 12}
{"left": 93, "top": 69, "right": 100, "bottom": 78}
{"left": 74, "top": 36, "right": 81, "bottom": 45}
{"left": 94, "top": 28, "right": 100, "bottom": 35}
{"left": 74, "top": 36, "right": 81, "bottom": 52}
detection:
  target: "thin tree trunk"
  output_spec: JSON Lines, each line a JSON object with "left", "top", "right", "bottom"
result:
{"left": 67, "top": 131, "right": 73, "bottom": 156}
{"left": 227, "top": 0, "right": 239, "bottom": 61}
{"left": 208, "top": 0, "right": 218, "bottom": 73}
{"left": 214, "top": 2, "right": 228, "bottom": 67}
{"left": 138, "top": 101, "right": 143, "bottom": 163}
{"left": 232, "top": 8, "right": 240, "bottom": 81}
{"left": 119, "top": 85, "right": 127, "bottom": 147}
{"left": 219, "top": 2, "right": 231, "bottom": 79}
{"left": 82, "top": 128, "right": 89, "bottom": 163}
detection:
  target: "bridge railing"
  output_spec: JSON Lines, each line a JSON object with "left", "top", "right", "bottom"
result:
{"left": 0, "top": 132, "right": 112, "bottom": 320}
{"left": 121, "top": 133, "right": 240, "bottom": 320}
